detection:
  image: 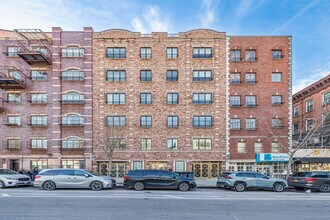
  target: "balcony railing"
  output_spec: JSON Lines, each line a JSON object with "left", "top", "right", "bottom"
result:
{"left": 61, "top": 71, "right": 84, "bottom": 81}
{"left": 61, "top": 140, "right": 84, "bottom": 149}
{"left": 61, "top": 117, "right": 84, "bottom": 126}
{"left": 60, "top": 95, "right": 85, "bottom": 104}
{"left": 29, "top": 122, "right": 48, "bottom": 127}
{"left": 0, "top": 66, "right": 27, "bottom": 89}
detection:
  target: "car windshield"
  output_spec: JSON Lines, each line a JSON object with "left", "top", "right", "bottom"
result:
{"left": 86, "top": 170, "right": 101, "bottom": 176}
{"left": 0, "top": 169, "right": 18, "bottom": 175}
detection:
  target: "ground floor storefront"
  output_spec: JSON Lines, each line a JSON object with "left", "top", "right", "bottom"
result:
{"left": 293, "top": 158, "right": 330, "bottom": 172}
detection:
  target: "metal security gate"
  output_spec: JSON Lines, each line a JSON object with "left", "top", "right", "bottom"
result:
{"left": 193, "top": 162, "right": 221, "bottom": 178}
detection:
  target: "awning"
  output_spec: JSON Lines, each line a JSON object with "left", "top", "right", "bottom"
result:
{"left": 294, "top": 157, "right": 330, "bottom": 163}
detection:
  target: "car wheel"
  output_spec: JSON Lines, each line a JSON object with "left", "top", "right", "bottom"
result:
{"left": 178, "top": 182, "right": 190, "bottom": 191}
{"left": 273, "top": 183, "right": 285, "bottom": 192}
{"left": 90, "top": 181, "right": 103, "bottom": 191}
{"left": 43, "top": 181, "right": 56, "bottom": 191}
{"left": 133, "top": 181, "right": 145, "bottom": 191}
{"left": 0, "top": 180, "right": 5, "bottom": 189}
{"left": 319, "top": 183, "right": 330, "bottom": 192}
{"left": 234, "top": 182, "right": 246, "bottom": 192}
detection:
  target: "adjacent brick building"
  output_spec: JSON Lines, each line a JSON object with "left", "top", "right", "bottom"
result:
{"left": 0, "top": 27, "right": 292, "bottom": 178}
{"left": 0, "top": 28, "right": 94, "bottom": 171}
{"left": 292, "top": 74, "right": 330, "bottom": 171}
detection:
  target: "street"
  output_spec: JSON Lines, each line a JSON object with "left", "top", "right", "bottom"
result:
{"left": 0, "top": 187, "right": 329, "bottom": 220}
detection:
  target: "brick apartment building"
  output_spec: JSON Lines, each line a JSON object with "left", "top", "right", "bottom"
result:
{"left": 227, "top": 36, "right": 292, "bottom": 175}
{"left": 292, "top": 74, "right": 330, "bottom": 172}
{"left": 0, "top": 27, "right": 292, "bottom": 178}
{"left": 0, "top": 28, "right": 94, "bottom": 171}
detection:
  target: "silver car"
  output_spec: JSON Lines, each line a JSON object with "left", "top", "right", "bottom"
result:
{"left": 34, "top": 169, "right": 116, "bottom": 191}
{"left": 0, "top": 168, "right": 32, "bottom": 188}
{"left": 217, "top": 171, "right": 288, "bottom": 192}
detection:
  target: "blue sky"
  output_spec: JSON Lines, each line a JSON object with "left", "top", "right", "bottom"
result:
{"left": 0, "top": 0, "right": 329, "bottom": 93}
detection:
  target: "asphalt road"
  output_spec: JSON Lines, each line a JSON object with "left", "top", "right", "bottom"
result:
{"left": 0, "top": 187, "right": 329, "bottom": 220}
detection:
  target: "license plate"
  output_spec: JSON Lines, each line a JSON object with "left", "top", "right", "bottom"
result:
{"left": 294, "top": 180, "right": 298, "bottom": 182}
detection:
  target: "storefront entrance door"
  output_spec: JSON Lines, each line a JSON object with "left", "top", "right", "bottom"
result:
{"left": 10, "top": 159, "right": 19, "bottom": 171}
{"left": 192, "top": 162, "right": 221, "bottom": 178}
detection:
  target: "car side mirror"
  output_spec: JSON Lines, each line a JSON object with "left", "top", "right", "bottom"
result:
{"left": 84, "top": 173, "right": 89, "bottom": 178}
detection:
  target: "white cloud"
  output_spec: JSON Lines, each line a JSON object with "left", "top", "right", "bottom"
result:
{"left": 199, "top": 0, "right": 218, "bottom": 28}
{"left": 130, "top": 5, "right": 169, "bottom": 33}
{"left": 272, "top": 0, "right": 320, "bottom": 34}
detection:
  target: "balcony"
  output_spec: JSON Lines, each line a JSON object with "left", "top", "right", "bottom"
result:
{"left": 60, "top": 94, "right": 85, "bottom": 104}
{"left": 61, "top": 116, "right": 84, "bottom": 126}
{"left": 61, "top": 140, "right": 84, "bottom": 149}
{"left": 17, "top": 49, "right": 51, "bottom": 65}
{"left": 0, "top": 67, "right": 27, "bottom": 89}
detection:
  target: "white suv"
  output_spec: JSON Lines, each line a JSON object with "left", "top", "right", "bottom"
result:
{"left": 0, "top": 169, "right": 32, "bottom": 188}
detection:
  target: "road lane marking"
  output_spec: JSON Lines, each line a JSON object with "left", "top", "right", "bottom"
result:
{"left": 1, "top": 194, "right": 10, "bottom": 197}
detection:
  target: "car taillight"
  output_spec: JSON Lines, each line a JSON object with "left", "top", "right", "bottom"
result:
{"left": 287, "top": 178, "right": 291, "bottom": 181}
{"left": 225, "top": 175, "right": 232, "bottom": 179}
{"left": 124, "top": 175, "right": 130, "bottom": 180}
{"left": 303, "top": 178, "right": 317, "bottom": 182}
{"left": 34, "top": 175, "right": 41, "bottom": 179}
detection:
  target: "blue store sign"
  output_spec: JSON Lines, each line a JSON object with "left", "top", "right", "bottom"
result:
{"left": 256, "top": 153, "right": 289, "bottom": 162}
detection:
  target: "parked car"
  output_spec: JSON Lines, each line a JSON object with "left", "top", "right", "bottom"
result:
{"left": 123, "top": 170, "right": 196, "bottom": 191}
{"left": 288, "top": 171, "right": 330, "bottom": 192}
{"left": 34, "top": 169, "right": 116, "bottom": 191}
{"left": 0, "top": 168, "right": 32, "bottom": 188}
{"left": 217, "top": 171, "right": 288, "bottom": 192}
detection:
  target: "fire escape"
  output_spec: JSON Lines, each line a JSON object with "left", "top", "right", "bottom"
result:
{"left": 14, "top": 29, "right": 52, "bottom": 65}
{"left": 0, "top": 66, "right": 27, "bottom": 89}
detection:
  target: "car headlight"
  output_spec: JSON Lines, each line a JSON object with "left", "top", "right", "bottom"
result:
{"left": 5, "top": 177, "right": 18, "bottom": 180}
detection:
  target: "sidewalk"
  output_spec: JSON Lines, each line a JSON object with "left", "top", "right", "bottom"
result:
{"left": 114, "top": 178, "right": 218, "bottom": 188}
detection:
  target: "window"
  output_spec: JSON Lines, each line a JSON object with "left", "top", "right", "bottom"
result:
{"left": 107, "top": 116, "right": 126, "bottom": 127}
{"left": 167, "top": 93, "right": 179, "bottom": 104}
{"left": 133, "top": 161, "right": 143, "bottom": 170}
{"left": 106, "top": 93, "right": 126, "bottom": 104}
{"left": 324, "top": 92, "right": 330, "bottom": 105}
{"left": 245, "top": 73, "right": 256, "bottom": 84}
{"left": 61, "top": 92, "right": 84, "bottom": 103}
{"left": 61, "top": 114, "right": 84, "bottom": 126}
{"left": 140, "top": 116, "right": 152, "bottom": 127}
{"left": 245, "top": 50, "right": 256, "bottom": 62}
{"left": 166, "top": 70, "right": 178, "bottom": 81}
{"left": 237, "top": 142, "right": 246, "bottom": 153}
{"left": 293, "top": 106, "right": 299, "bottom": 117}
{"left": 192, "top": 93, "right": 212, "bottom": 104}
{"left": 272, "top": 72, "right": 282, "bottom": 82}
{"left": 230, "top": 118, "right": 241, "bottom": 130}
{"left": 31, "top": 46, "right": 48, "bottom": 55}
{"left": 230, "top": 73, "right": 241, "bottom": 84}
{"left": 140, "top": 70, "right": 152, "bottom": 81}
{"left": 108, "top": 138, "right": 126, "bottom": 150}
{"left": 166, "top": 47, "right": 178, "bottom": 59}
{"left": 255, "top": 142, "right": 262, "bottom": 153}
{"left": 322, "top": 113, "right": 330, "bottom": 127}
{"left": 31, "top": 139, "right": 47, "bottom": 149}
{"left": 246, "top": 96, "right": 256, "bottom": 107}
{"left": 230, "top": 50, "right": 241, "bottom": 62}
{"left": 230, "top": 96, "right": 241, "bottom": 107}
{"left": 272, "top": 142, "right": 280, "bottom": 153}
{"left": 31, "top": 93, "right": 47, "bottom": 104}
{"left": 9, "top": 70, "right": 22, "bottom": 81}
{"left": 167, "top": 138, "right": 178, "bottom": 149}
{"left": 272, "top": 118, "right": 284, "bottom": 128}
{"left": 6, "top": 115, "right": 21, "bottom": 126}
{"left": 7, "top": 139, "right": 21, "bottom": 149}
{"left": 31, "top": 70, "right": 47, "bottom": 80}
{"left": 306, "top": 118, "right": 314, "bottom": 131}
{"left": 193, "top": 70, "right": 212, "bottom": 81}
{"left": 7, "top": 46, "right": 19, "bottom": 56}
{"left": 193, "top": 47, "right": 212, "bottom": 58}
{"left": 192, "top": 138, "right": 212, "bottom": 150}
{"left": 62, "top": 137, "right": 84, "bottom": 149}
{"left": 31, "top": 160, "right": 48, "bottom": 170}
{"left": 58, "top": 169, "right": 75, "bottom": 175}
{"left": 61, "top": 70, "right": 84, "bottom": 81}
{"left": 272, "top": 95, "right": 283, "bottom": 105}
{"left": 272, "top": 50, "right": 282, "bottom": 59}
{"left": 167, "top": 116, "right": 179, "bottom": 128}
{"left": 61, "top": 47, "right": 84, "bottom": 57}
{"left": 306, "top": 100, "right": 314, "bottom": 112}
{"left": 140, "top": 93, "right": 152, "bottom": 104}
{"left": 30, "top": 115, "right": 47, "bottom": 126}
{"left": 141, "top": 138, "right": 152, "bottom": 150}
{"left": 245, "top": 118, "right": 257, "bottom": 130}
{"left": 293, "top": 123, "right": 299, "bottom": 134}
{"left": 61, "top": 160, "right": 85, "bottom": 169}
{"left": 193, "top": 116, "right": 213, "bottom": 127}
{"left": 236, "top": 172, "right": 255, "bottom": 178}
{"left": 140, "top": 47, "right": 152, "bottom": 59}
{"left": 106, "top": 47, "right": 126, "bottom": 58}
{"left": 7, "top": 93, "right": 21, "bottom": 103}
{"left": 175, "top": 161, "right": 185, "bottom": 172}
